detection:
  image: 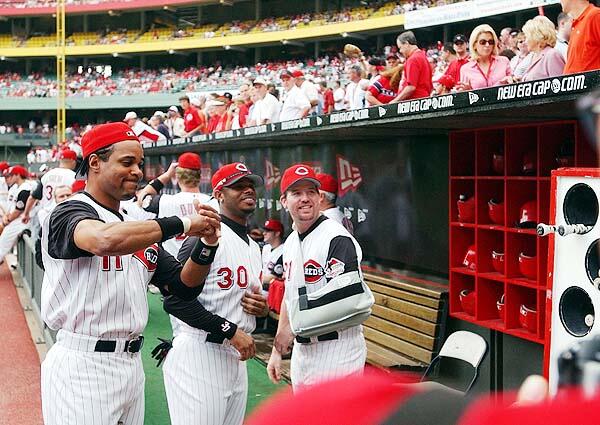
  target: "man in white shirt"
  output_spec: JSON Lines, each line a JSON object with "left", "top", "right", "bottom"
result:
{"left": 251, "top": 78, "right": 281, "bottom": 125}
{"left": 555, "top": 12, "right": 572, "bottom": 62}
{"left": 165, "top": 106, "right": 186, "bottom": 139}
{"left": 124, "top": 111, "right": 167, "bottom": 144}
{"left": 279, "top": 70, "right": 311, "bottom": 122}
{"left": 333, "top": 81, "right": 346, "bottom": 111}
{"left": 292, "top": 70, "right": 319, "bottom": 115}
{"left": 344, "top": 65, "right": 368, "bottom": 110}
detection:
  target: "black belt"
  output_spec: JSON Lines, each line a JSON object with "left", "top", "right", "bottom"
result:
{"left": 94, "top": 336, "right": 145, "bottom": 353}
{"left": 206, "top": 333, "right": 227, "bottom": 344}
{"left": 295, "top": 331, "right": 339, "bottom": 344}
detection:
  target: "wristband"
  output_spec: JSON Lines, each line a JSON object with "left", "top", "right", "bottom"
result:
{"left": 180, "top": 216, "right": 192, "bottom": 234}
{"left": 190, "top": 238, "right": 219, "bottom": 265}
{"left": 217, "top": 318, "right": 237, "bottom": 340}
{"left": 201, "top": 236, "right": 220, "bottom": 246}
{"left": 149, "top": 179, "right": 164, "bottom": 192}
{"left": 154, "top": 217, "right": 184, "bottom": 242}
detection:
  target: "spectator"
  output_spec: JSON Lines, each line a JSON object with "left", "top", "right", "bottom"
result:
{"left": 499, "top": 49, "right": 517, "bottom": 60}
{"left": 562, "top": 0, "right": 600, "bottom": 74}
{"left": 441, "top": 43, "right": 457, "bottom": 66}
{"left": 386, "top": 53, "right": 401, "bottom": 69}
{"left": 344, "top": 65, "right": 369, "bottom": 110}
{"left": 151, "top": 111, "right": 171, "bottom": 141}
{"left": 435, "top": 74, "right": 456, "bottom": 95}
{"left": 27, "top": 149, "right": 35, "bottom": 165}
{"left": 293, "top": 70, "right": 319, "bottom": 114}
{"left": 391, "top": 31, "right": 433, "bottom": 102}
{"left": 280, "top": 70, "right": 311, "bottom": 121}
{"left": 179, "top": 95, "right": 207, "bottom": 137}
{"left": 366, "top": 65, "right": 403, "bottom": 105}
{"left": 508, "top": 28, "right": 520, "bottom": 55}
{"left": 165, "top": 105, "right": 185, "bottom": 139}
{"left": 206, "top": 97, "right": 231, "bottom": 133}
{"left": 321, "top": 81, "right": 335, "bottom": 114}
{"left": 457, "top": 24, "right": 512, "bottom": 91}
{"left": 230, "top": 98, "right": 245, "bottom": 130}
{"left": 556, "top": 12, "right": 573, "bottom": 62}
{"left": 367, "top": 57, "right": 386, "bottom": 82}
{"left": 251, "top": 78, "right": 281, "bottom": 125}
{"left": 511, "top": 32, "right": 533, "bottom": 79}
{"left": 124, "top": 111, "right": 166, "bottom": 143}
{"left": 333, "top": 81, "right": 346, "bottom": 111}
{"left": 237, "top": 83, "right": 253, "bottom": 128}
{"left": 444, "top": 34, "right": 470, "bottom": 85}
{"left": 499, "top": 27, "right": 513, "bottom": 51}
{"left": 521, "top": 16, "right": 566, "bottom": 81}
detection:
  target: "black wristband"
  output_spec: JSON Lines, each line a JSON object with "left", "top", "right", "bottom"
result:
{"left": 154, "top": 217, "right": 184, "bottom": 242}
{"left": 190, "top": 238, "right": 218, "bottom": 265}
{"left": 149, "top": 179, "right": 164, "bottom": 192}
{"left": 216, "top": 318, "right": 238, "bottom": 340}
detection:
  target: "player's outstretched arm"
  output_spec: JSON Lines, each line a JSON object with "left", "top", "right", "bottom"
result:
{"left": 273, "top": 300, "right": 294, "bottom": 355}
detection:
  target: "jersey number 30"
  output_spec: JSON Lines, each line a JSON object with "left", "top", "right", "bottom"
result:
{"left": 216, "top": 266, "right": 248, "bottom": 290}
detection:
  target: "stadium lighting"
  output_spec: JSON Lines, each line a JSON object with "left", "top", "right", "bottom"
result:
{"left": 281, "top": 39, "right": 304, "bottom": 47}
{"left": 112, "top": 52, "right": 119, "bottom": 57}
{"left": 220, "top": 0, "right": 234, "bottom": 5}
{"left": 341, "top": 32, "right": 366, "bottom": 40}
{"left": 168, "top": 49, "right": 175, "bottom": 54}
{"left": 108, "top": 10, "right": 121, "bottom": 16}
{"left": 224, "top": 45, "right": 231, "bottom": 50}
{"left": 341, "top": 32, "right": 349, "bottom": 38}
{"left": 163, "top": 5, "right": 176, "bottom": 12}
{"left": 0, "top": 56, "right": 4, "bottom": 61}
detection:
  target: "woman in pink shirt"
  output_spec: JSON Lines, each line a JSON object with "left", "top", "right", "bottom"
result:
{"left": 520, "top": 16, "right": 565, "bottom": 82}
{"left": 456, "top": 24, "right": 512, "bottom": 91}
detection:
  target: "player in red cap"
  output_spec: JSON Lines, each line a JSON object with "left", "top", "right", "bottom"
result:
{"left": 316, "top": 172, "right": 354, "bottom": 234}
{"left": 21, "top": 148, "right": 77, "bottom": 226}
{"left": 159, "top": 162, "right": 268, "bottom": 425}
{"left": 0, "top": 161, "right": 10, "bottom": 217}
{"left": 261, "top": 218, "right": 285, "bottom": 287}
{"left": 0, "top": 165, "right": 33, "bottom": 266}
{"left": 268, "top": 164, "right": 368, "bottom": 391}
{"left": 40, "top": 121, "right": 222, "bottom": 425}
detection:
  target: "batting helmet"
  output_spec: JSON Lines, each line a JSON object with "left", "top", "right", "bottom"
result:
{"left": 497, "top": 294, "right": 505, "bottom": 321}
{"left": 517, "top": 200, "right": 537, "bottom": 228}
{"left": 462, "top": 244, "right": 476, "bottom": 271}
{"left": 488, "top": 199, "right": 504, "bottom": 225}
{"left": 519, "top": 304, "right": 537, "bottom": 333}
{"left": 518, "top": 252, "right": 537, "bottom": 280}
{"left": 522, "top": 151, "right": 536, "bottom": 175}
{"left": 492, "top": 250, "right": 504, "bottom": 274}
{"left": 459, "top": 289, "right": 476, "bottom": 316}
{"left": 457, "top": 194, "right": 475, "bottom": 223}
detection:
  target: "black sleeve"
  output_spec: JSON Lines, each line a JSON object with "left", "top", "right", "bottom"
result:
{"left": 142, "top": 194, "right": 161, "bottom": 214}
{"left": 150, "top": 246, "right": 203, "bottom": 301}
{"left": 270, "top": 254, "right": 284, "bottom": 278}
{"left": 177, "top": 236, "right": 196, "bottom": 262}
{"left": 163, "top": 296, "right": 238, "bottom": 340}
{"left": 47, "top": 200, "right": 103, "bottom": 259}
{"left": 31, "top": 181, "right": 43, "bottom": 200}
{"left": 15, "top": 189, "right": 31, "bottom": 211}
{"left": 325, "top": 235, "right": 360, "bottom": 282}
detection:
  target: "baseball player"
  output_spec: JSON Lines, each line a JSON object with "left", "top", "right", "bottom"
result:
{"left": 0, "top": 165, "right": 33, "bottom": 265}
{"left": 161, "top": 162, "right": 268, "bottom": 425}
{"left": 261, "top": 218, "right": 285, "bottom": 287}
{"left": 21, "top": 148, "right": 77, "bottom": 225}
{"left": 40, "top": 122, "right": 222, "bottom": 425}
{"left": 0, "top": 161, "right": 10, "bottom": 216}
{"left": 267, "top": 164, "right": 367, "bottom": 391}
{"left": 316, "top": 172, "right": 354, "bottom": 234}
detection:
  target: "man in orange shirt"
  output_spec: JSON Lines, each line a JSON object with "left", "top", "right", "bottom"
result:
{"left": 562, "top": 0, "right": 600, "bottom": 74}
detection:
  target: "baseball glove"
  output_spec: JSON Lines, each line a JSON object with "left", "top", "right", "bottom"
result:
{"left": 151, "top": 337, "right": 173, "bottom": 367}
{"left": 343, "top": 43, "right": 362, "bottom": 58}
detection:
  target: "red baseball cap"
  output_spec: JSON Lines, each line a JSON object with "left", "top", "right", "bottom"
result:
{"left": 81, "top": 122, "right": 140, "bottom": 159}
{"left": 316, "top": 173, "right": 338, "bottom": 194}
{"left": 60, "top": 149, "right": 77, "bottom": 161}
{"left": 178, "top": 152, "right": 202, "bottom": 171}
{"left": 263, "top": 219, "right": 284, "bottom": 234}
{"left": 280, "top": 164, "right": 320, "bottom": 193}
{"left": 0, "top": 162, "right": 9, "bottom": 172}
{"left": 7, "top": 165, "right": 28, "bottom": 178}
{"left": 211, "top": 162, "right": 263, "bottom": 191}
{"left": 71, "top": 179, "right": 87, "bottom": 193}
{"left": 437, "top": 74, "right": 455, "bottom": 89}
{"left": 292, "top": 70, "right": 304, "bottom": 78}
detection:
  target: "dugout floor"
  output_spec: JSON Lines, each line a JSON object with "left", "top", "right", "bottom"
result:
{"left": 0, "top": 262, "right": 287, "bottom": 425}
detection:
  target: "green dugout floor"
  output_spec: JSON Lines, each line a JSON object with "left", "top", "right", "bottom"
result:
{"left": 141, "top": 292, "right": 287, "bottom": 424}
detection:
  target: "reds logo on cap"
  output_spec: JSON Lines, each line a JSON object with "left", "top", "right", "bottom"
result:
{"left": 211, "top": 162, "right": 263, "bottom": 191}
{"left": 236, "top": 163, "right": 249, "bottom": 172}
{"left": 295, "top": 166, "right": 309, "bottom": 176}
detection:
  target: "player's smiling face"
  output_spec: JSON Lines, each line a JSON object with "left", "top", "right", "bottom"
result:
{"left": 281, "top": 180, "right": 320, "bottom": 226}
{"left": 219, "top": 177, "right": 257, "bottom": 217}
{"left": 95, "top": 140, "right": 144, "bottom": 201}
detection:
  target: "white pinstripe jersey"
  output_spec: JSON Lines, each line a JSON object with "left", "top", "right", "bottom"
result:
{"left": 39, "top": 167, "right": 75, "bottom": 209}
{"left": 177, "top": 221, "right": 262, "bottom": 335}
{"left": 157, "top": 191, "right": 212, "bottom": 257}
{"left": 40, "top": 192, "right": 157, "bottom": 338}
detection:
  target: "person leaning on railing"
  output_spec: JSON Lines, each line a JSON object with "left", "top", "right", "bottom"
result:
{"left": 520, "top": 16, "right": 565, "bottom": 82}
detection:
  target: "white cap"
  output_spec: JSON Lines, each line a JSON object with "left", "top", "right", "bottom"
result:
{"left": 153, "top": 110, "right": 165, "bottom": 118}
{"left": 190, "top": 98, "right": 202, "bottom": 107}
{"left": 168, "top": 105, "right": 179, "bottom": 112}
{"left": 207, "top": 99, "right": 226, "bottom": 107}
{"left": 253, "top": 77, "right": 268, "bottom": 86}
{"left": 123, "top": 111, "right": 137, "bottom": 121}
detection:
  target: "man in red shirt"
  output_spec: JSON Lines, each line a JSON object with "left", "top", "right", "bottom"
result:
{"left": 206, "top": 97, "right": 230, "bottom": 133}
{"left": 320, "top": 82, "right": 335, "bottom": 114}
{"left": 179, "top": 95, "right": 207, "bottom": 137}
{"left": 237, "top": 83, "right": 253, "bottom": 127}
{"left": 391, "top": 31, "right": 433, "bottom": 102}
{"left": 562, "top": 0, "right": 600, "bottom": 74}
{"left": 444, "top": 34, "right": 471, "bottom": 84}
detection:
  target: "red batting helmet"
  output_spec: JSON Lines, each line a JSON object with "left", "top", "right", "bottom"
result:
{"left": 462, "top": 244, "right": 476, "bottom": 271}
{"left": 497, "top": 294, "right": 505, "bottom": 321}
{"left": 492, "top": 250, "right": 504, "bottom": 274}
{"left": 459, "top": 289, "right": 476, "bottom": 316}
{"left": 492, "top": 152, "right": 504, "bottom": 175}
{"left": 519, "top": 304, "right": 538, "bottom": 333}
{"left": 457, "top": 194, "right": 475, "bottom": 223}
{"left": 517, "top": 200, "right": 537, "bottom": 228}
{"left": 518, "top": 252, "right": 537, "bottom": 280}
{"left": 488, "top": 199, "right": 504, "bottom": 225}
{"left": 522, "top": 150, "right": 536, "bottom": 175}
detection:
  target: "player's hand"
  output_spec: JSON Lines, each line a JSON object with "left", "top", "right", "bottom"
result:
{"left": 267, "top": 349, "right": 282, "bottom": 384}
{"left": 274, "top": 328, "right": 294, "bottom": 356}
{"left": 188, "top": 203, "right": 221, "bottom": 239}
{"left": 242, "top": 286, "right": 268, "bottom": 317}
{"left": 21, "top": 214, "right": 30, "bottom": 224}
{"left": 2, "top": 215, "right": 9, "bottom": 226}
{"left": 230, "top": 328, "right": 255, "bottom": 361}
{"left": 164, "top": 161, "right": 178, "bottom": 179}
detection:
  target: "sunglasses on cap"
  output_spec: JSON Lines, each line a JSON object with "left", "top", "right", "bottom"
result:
{"left": 478, "top": 39, "right": 495, "bottom": 46}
